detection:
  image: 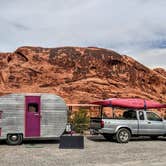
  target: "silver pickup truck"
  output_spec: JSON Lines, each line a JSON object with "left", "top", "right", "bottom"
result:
{"left": 90, "top": 109, "right": 166, "bottom": 143}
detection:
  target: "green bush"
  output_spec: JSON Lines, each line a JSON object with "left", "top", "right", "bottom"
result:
{"left": 71, "top": 108, "right": 90, "bottom": 133}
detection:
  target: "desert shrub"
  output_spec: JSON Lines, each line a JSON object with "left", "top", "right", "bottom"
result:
{"left": 71, "top": 108, "right": 90, "bottom": 133}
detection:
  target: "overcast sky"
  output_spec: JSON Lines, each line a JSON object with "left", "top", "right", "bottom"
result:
{"left": 0, "top": 0, "right": 166, "bottom": 68}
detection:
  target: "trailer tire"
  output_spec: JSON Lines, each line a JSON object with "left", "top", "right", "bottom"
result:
{"left": 103, "top": 134, "right": 114, "bottom": 141}
{"left": 6, "top": 134, "right": 23, "bottom": 145}
{"left": 116, "top": 128, "right": 131, "bottom": 143}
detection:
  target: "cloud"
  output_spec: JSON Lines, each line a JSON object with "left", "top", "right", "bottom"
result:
{"left": 131, "top": 48, "right": 166, "bottom": 69}
{"left": 0, "top": 0, "right": 166, "bottom": 68}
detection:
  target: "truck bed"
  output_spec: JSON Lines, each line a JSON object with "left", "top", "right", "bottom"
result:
{"left": 90, "top": 117, "right": 102, "bottom": 130}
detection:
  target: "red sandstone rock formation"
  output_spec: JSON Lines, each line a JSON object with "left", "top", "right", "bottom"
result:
{"left": 0, "top": 46, "right": 166, "bottom": 105}
{"left": 154, "top": 68, "right": 166, "bottom": 78}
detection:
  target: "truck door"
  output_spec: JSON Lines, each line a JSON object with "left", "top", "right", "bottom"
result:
{"left": 25, "top": 96, "right": 41, "bottom": 137}
{"left": 138, "top": 111, "right": 164, "bottom": 135}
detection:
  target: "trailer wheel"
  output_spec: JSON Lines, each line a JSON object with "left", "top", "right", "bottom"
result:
{"left": 103, "top": 134, "right": 114, "bottom": 141}
{"left": 6, "top": 134, "right": 23, "bottom": 145}
{"left": 116, "top": 128, "right": 131, "bottom": 143}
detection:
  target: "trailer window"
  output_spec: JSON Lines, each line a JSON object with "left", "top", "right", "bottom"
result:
{"left": 28, "top": 103, "right": 38, "bottom": 112}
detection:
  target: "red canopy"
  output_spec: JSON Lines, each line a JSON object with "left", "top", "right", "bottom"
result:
{"left": 91, "top": 98, "right": 166, "bottom": 109}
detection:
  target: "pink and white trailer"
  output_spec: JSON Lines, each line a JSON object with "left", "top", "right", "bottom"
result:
{"left": 0, "top": 93, "right": 67, "bottom": 145}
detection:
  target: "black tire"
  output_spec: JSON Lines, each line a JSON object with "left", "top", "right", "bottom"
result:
{"left": 116, "top": 128, "right": 131, "bottom": 143}
{"left": 103, "top": 134, "right": 114, "bottom": 141}
{"left": 6, "top": 134, "right": 23, "bottom": 145}
{"left": 150, "top": 136, "right": 158, "bottom": 140}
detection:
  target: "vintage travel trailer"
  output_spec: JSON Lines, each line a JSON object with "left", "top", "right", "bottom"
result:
{"left": 0, "top": 93, "right": 67, "bottom": 145}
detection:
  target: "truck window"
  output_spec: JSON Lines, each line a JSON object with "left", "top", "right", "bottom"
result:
{"left": 139, "top": 111, "right": 144, "bottom": 120}
{"left": 123, "top": 110, "right": 137, "bottom": 120}
{"left": 146, "top": 112, "right": 162, "bottom": 121}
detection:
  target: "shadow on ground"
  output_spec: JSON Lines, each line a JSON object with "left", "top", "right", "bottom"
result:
{"left": 87, "top": 135, "right": 166, "bottom": 143}
{"left": 0, "top": 139, "right": 60, "bottom": 145}
{"left": 0, "top": 135, "right": 166, "bottom": 145}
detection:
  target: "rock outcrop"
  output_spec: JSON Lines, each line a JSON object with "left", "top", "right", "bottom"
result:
{"left": 154, "top": 68, "right": 166, "bottom": 79}
{"left": 0, "top": 46, "right": 166, "bottom": 105}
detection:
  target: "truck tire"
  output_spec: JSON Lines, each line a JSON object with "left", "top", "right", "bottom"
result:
{"left": 6, "top": 134, "right": 23, "bottom": 145}
{"left": 116, "top": 128, "right": 131, "bottom": 143}
{"left": 103, "top": 134, "right": 114, "bottom": 141}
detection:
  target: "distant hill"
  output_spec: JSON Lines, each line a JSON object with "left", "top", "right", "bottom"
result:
{"left": 0, "top": 46, "right": 166, "bottom": 104}
{"left": 154, "top": 68, "right": 166, "bottom": 78}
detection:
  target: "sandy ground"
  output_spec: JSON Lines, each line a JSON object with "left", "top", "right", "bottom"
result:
{"left": 0, "top": 135, "right": 166, "bottom": 166}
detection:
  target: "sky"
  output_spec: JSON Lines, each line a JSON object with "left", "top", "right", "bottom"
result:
{"left": 0, "top": 0, "right": 166, "bottom": 68}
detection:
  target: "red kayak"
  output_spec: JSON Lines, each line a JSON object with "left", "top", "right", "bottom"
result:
{"left": 91, "top": 98, "right": 166, "bottom": 109}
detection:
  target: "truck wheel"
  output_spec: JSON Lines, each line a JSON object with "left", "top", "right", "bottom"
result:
{"left": 103, "top": 134, "right": 114, "bottom": 141}
{"left": 6, "top": 134, "right": 23, "bottom": 145}
{"left": 116, "top": 128, "right": 131, "bottom": 143}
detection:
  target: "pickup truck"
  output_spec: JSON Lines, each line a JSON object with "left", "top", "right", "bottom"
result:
{"left": 90, "top": 109, "right": 166, "bottom": 143}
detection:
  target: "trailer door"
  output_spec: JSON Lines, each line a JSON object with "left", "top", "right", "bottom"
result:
{"left": 25, "top": 96, "right": 41, "bottom": 137}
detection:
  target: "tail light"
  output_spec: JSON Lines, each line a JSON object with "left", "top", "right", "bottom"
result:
{"left": 100, "top": 120, "right": 104, "bottom": 128}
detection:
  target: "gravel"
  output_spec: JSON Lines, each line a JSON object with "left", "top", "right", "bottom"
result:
{"left": 0, "top": 136, "right": 166, "bottom": 166}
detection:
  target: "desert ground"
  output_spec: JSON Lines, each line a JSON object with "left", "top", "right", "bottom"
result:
{"left": 0, "top": 135, "right": 166, "bottom": 166}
